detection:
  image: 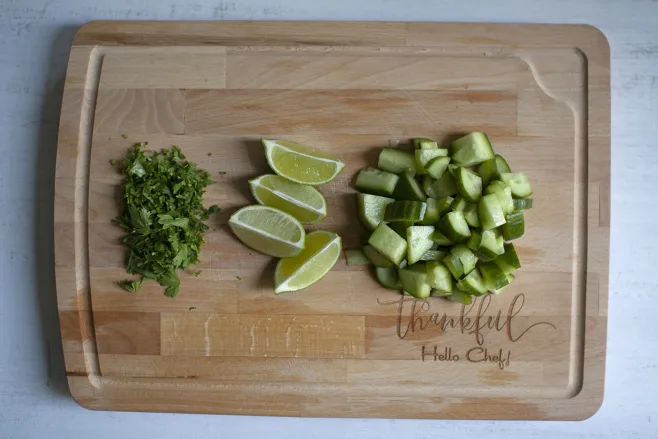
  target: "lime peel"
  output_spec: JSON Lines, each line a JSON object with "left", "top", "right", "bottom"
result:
{"left": 263, "top": 139, "right": 345, "bottom": 186}
{"left": 274, "top": 230, "right": 342, "bottom": 294}
{"left": 228, "top": 205, "right": 305, "bottom": 258}
{"left": 249, "top": 174, "right": 327, "bottom": 224}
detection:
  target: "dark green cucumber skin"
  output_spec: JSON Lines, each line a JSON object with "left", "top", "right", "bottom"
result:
{"left": 513, "top": 198, "right": 533, "bottom": 210}
{"left": 431, "top": 230, "right": 454, "bottom": 246}
{"left": 419, "top": 198, "right": 440, "bottom": 225}
{"left": 450, "top": 245, "right": 477, "bottom": 277}
{"left": 443, "top": 254, "right": 464, "bottom": 279}
{"left": 502, "top": 211, "right": 525, "bottom": 240}
{"left": 390, "top": 221, "right": 415, "bottom": 238}
{"left": 421, "top": 250, "right": 448, "bottom": 261}
{"left": 457, "top": 269, "right": 488, "bottom": 296}
{"left": 470, "top": 230, "right": 502, "bottom": 261}
{"left": 474, "top": 250, "right": 496, "bottom": 262}
{"left": 436, "top": 196, "right": 455, "bottom": 216}
{"left": 449, "top": 289, "right": 472, "bottom": 304}
{"left": 478, "top": 154, "right": 511, "bottom": 186}
{"left": 393, "top": 171, "right": 427, "bottom": 202}
{"left": 438, "top": 211, "right": 471, "bottom": 242}
{"left": 375, "top": 267, "right": 400, "bottom": 290}
{"left": 467, "top": 231, "right": 482, "bottom": 252}
{"left": 479, "top": 262, "right": 509, "bottom": 290}
{"left": 464, "top": 203, "right": 480, "bottom": 227}
{"left": 494, "top": 243, "right": 521, "bottom": 274}
{"left": 451, "top": 196, "right": 468, "bottom": 212}
{"left": 501, "top": 243, "right": 521, "bottom": 267}
{"left": 384, "top": 200, "right": 427, "bottom": 222}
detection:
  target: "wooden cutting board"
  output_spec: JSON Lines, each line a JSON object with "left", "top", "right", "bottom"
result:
{"left": 55, "top": 21, "right": 610, "bottom": 420}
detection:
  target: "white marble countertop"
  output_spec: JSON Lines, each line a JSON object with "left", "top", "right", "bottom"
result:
{"left": 1, "top": 1, "right": 657, "bottom": 437}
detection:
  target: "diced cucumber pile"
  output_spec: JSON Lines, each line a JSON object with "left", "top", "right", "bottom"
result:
{"left": 349, "top": 132, "right": 532, "bottom": 303}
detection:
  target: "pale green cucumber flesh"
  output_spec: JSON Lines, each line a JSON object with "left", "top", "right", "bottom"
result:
{"left": 378, "top": 148, "right": 420, "bottom": 174}
{"left": 345, "top": 249, "right": 371, "bottom": 266}
{"left": 406, "top": 225, "right": 435, "bottom": 265}
{"left": 362, "top": 244, "right": 393, "bottom": 268}
{"left": 355, "top": 167, "right": 399, "bottom": 197}
{"left": 455, "top": 167, "right": 483, "bottom": 202}
{"left": 426, "top": 156, "right": 451, "bottom": 180}
{"left": 398, "top": 263, "right": 431, "bottom": 299}
{"left": 419, "top": 197, "right": 440, "bottom": 225}
{"left": 357, "top": 193, "right": 394, "bottom": 231}
{"left": 420, "top": 249, "right": 448, "bottom": 261}
{"left": 433, "top": 171, "right": 459, "bottom": 198}
{"left": 500, "top": 172, "right": 532, "bottom": 198}
{"left": 451, "top": 132, "right": 495, "bottom": 167}
{"left": 478, "top": 193, "right": 506, "bottom": 230}
{"left": 367, "top": 223, "right": 408, "bottom": 265}
{"left": 427, "top": 260, "right": 453, "bottom": 293}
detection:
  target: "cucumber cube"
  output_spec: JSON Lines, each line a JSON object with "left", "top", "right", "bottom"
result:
{"left": 398, "top": 263, "right": 431, "bottom": 299}
{"left": 406, "top": 226, "right": 435, "bottom": 265}
{"left": 368, "top": 223, "right": 408, "bottom": 265}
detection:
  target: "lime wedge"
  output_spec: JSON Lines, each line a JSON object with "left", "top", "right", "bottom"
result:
{"left": 228, "top": 205, "right": 305, "bottom": 258}
{"left": 263, "top": 139, "right": 344, "bottom": 185}
{"left": 249, "top": 174, "right": 327, "bottom": 224}
{"left": 274, "top": 230, "right": 341, "bottom": 294}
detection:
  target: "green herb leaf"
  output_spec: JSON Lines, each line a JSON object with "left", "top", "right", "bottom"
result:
{"left": 114, "top": 143, "right": 219, "bottom": 298}
{"left": 129, "top": 206, "right": 152, "bottom": 235}
{"left": 128, "top": 158, "right": 146, "bottom": 177}
{"left": 172, "top": 244, "right": 189, "bottom": 267}
{"left": 159, "top": 268, "right": 181, "bottom": 298}
{"left": 118, "top": 278, "right": 144, "bottom": 293}
{"left": 158, "top": 214, "right": 190, "bottom": 229}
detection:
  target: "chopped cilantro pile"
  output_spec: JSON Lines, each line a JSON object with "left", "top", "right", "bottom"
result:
{"left": 113, "top": 143, "right": 220, "bottom": 297}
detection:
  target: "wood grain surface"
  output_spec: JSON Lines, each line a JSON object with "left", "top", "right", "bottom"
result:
{"left": 54, "top": 21, "right": 610, "bottom": 420}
